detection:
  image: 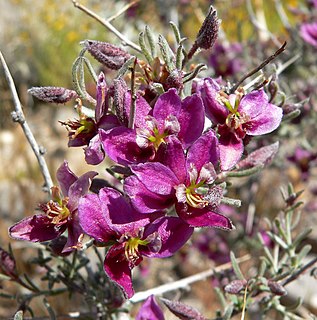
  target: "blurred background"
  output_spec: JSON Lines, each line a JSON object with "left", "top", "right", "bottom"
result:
{"left": 1, "top": 0, "right": 317, "bottom": 318}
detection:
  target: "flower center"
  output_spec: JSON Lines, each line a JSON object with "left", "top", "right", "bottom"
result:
{"left": 147, "top": 127, "right": 168, "bottom": 150}
{"left": 185, "top": 183, "right": 209, "bottom": 209}
{"left": 136, "top": 115, "right": 180, "bottom": 151}
{"left": 40, "top": 186, "right": 70, "bottom": 224}
{"left": 124, "top": 237, "right": 149, "bottom": 264}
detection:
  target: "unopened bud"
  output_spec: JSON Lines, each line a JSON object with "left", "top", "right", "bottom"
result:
{"left": 195, "top": 6, "right": 220, "bottom": 50}
{"left": 165, "top": 69, "right": 184, "bottom": 91}
{"left": 268, "top": 280, "right": 287, "bottom": 296}
{"left": 28, "top": 87, "right": 78, "bottom": 104}
{"left": 224, "top": 279, "right": 247, "bottom": 294}
{"left": 113, "top": 77, "right": 129, "bottom": 126}
{"left": 83, "top": 40, "right": 132, "bottom": 70}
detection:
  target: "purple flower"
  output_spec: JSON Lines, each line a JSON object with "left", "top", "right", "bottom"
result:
{"left": 124, "top": 131, "right": 233, "bottom": 229}
{"left": 9, "top": 161, "right": 97, "bottom": 253}
{"left": 287, "top": 147, "right": 317, "bottom": 180}
{"left": 60, "top": 73, "right": 120, "bottom": 165}
{"left": 78, "top": 187, "right": 193, "bottom": 298}
{"left": 208, "top": 42, "right": 243, "bottom": 78}
{"left": 136, "top": 295, "right": 164, "bottom": 320}
{"left": 300, "top": 22, "right": 317, "bottom": 47}
{"left": 192, "top": 229, "right": 230, "bottom": 264}
{"left": 100, "top": 88, "right": 205, "bottom": 166}
{"left": 197, "top": 78, "right": 283, "bottom": 170}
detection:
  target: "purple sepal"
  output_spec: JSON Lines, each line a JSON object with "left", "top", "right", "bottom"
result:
{"left": 136, "top": 295, "right": 164, "bottom": 320}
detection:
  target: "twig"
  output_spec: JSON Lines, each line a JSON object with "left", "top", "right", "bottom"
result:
{"left": 0, "top": 51, "right": 53, "bottom": 193}
{"left": 282, "top": 256, "right": 317, "bottom": 286}
{"left": 72, "top": 0, "right": 142, "bottom": 53}
{"left": 128, "top": 58, "right": 138, "bottom": 129}
{"left": 243, "top": 52, "right": 300, "bottom": 92}
{"left": 230, "top": 41, "right": 287, "bottom": 94}
{"left": 107, "top": 0, "right": 140, "bottom": 23}
{"left": 129, "top": 254, "right": 251, "bottom": 303}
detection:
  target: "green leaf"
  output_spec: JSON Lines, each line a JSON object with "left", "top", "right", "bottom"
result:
{"left": 297, "top": 244, "right": 312, "bottom": 263}
{"left": 139, "top": 31, "right": 153, "bottom": 64}
{"left": 145, "top": 26, "right": 157, "bottom": 58}
{"left": 158, "top": 34, "right": 175, "bottom": 72}
{"left": 116, "top": 56, "right": 136, "bottom": 79}
{"left": 223, "top": 304, "right": 234, "bottom": 320}
{"left": 169, "top": 21, "right": 182, "bottom": 44}
{"left": 230, "top": 251, "right": 245, "bottom": 280}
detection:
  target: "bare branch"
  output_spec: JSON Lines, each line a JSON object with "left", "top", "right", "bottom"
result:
{"left": 72, "top": 0, "right": 142, "bottom": 53}
{"left": 0, "top": 51, "right": 53, "bottom": 193}
{"left": 129, "top": 254, "right": 251, "bottom": 303}
{"left": 107, "top": 0, "right": 140, "bottom": 23}
{"left": 230, "top": 41, "right": 287, "bottom": 94}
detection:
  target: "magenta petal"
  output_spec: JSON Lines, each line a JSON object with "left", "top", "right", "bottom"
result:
{"left": 84, "top": 134, "right": 105, "bottom": 165}
{"left": 153, "top": 88, "right": 182, "bottom": 124}
{"left": 143, "top": 217, "right": 193, "bottom": 258}
{"left": 100, "top": 127, "right": 155, "bottom": 165}
{"left": 67, "top": 171, "right": 98, "bottom": 212}
{"left": 124, "top": 176, "right": 174, "bottom": 213}
{"left": 136, "top": 295, "right": 164, "bottom": 320}
{"left": 176, "top": 205, "right": 234, "bottom": 229}
{"left": 196, "top": 78, "right": 228, "bottom": 124}
{"left": 219, "top": 134, "right": 244, "bottom": 171}
{"left": 104, "top": 244, "right": 134, "bottom": 299}
{"left": 62, "top": 214, "right": 84, "bottom": 253}
{"left": 98, "top": 187, "right": 151, "bottom": 234}
{"left": 300, "top": 22, "right": 317, "bottom": 47}
{"left": 238, "top": 90, "right": 269, "bottom": 119}
{"left": 246, "top": 103, "right": 283, "bottom": 136}
{"left": 78, "top": 193, "right": 115, "bottom": 243}
{"left": 177, "top": 94, "right": 205, "bottom": 148}
{"left": 124, "top": 93, "right": 152, "bottom": 128}
{"left": 157, "top": 137, "right": 186, "bottom": 183}
{"left": 56, "top": 161, "right": 78, "bottom": 196}
{"left": 187, "top": 130, "right": 220, "bottom": 172}
{"left": 130, "top": 162, "right": 179, "bottom": 195}
{"left": 9, "top": 215, "right": 65, "bottom": 242}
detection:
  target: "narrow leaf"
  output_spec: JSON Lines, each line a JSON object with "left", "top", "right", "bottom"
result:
{"left": 230, "top": 251, "right": 245, "bottom": 280}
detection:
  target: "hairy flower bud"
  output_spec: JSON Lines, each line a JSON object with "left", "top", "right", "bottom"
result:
{"left": 195, "top": 6, "right": 220, "bottom": 50}
{"left": 224, "top": 279, "right": 247, "bottom": 294}
{"left": 268, "top": 280, "right": 287, "bottom": 296}
{"left": 28, "top": 87, "right": 78, "bottom": 104}
{"left": 0, "top": 246, "right": 18, "bottom": 280}
{"left": 83, "top": 40, "right": 132, "bottom": 70}
{"left": 113, "top": 77, "right": 129, "bottom": 125}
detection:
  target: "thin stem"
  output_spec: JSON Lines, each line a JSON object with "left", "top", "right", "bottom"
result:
{"left": 129, "top": 254, "right": 251, "bottom": 303}
{"left": 282, "top": 257, "right": 317, "bottom": 286}
{"left": 107, "top": 0, "right": 140, "bottom": 23}
{"left": 230, "top": 42, "right": 287, "bottom": 94}
{"left": 72, "top": 0, "right": 142, "bottom": 53}
{"left": 128, "top": 58, "right": 138, "bottom": 129}
{"left": 0, "top": 51, "right": 53, "bottom": 193}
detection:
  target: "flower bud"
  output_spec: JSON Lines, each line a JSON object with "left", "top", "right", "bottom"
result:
{"left": 0, "top": 246, "right": 18, "bottom": 280}
{"left": 224, "top": 279, "right": 247, "bottom": 294}
{"left": 83, "top": 40, "right": 132, "bottom": 70}
{"left": 28, "top": 87, "right": 78, "bottom": 104}
{"left": 268, "top": 280, "right": 287, "bottom": 296}
{"left": 195, "top": 6, "right": 220, "bottom": 50}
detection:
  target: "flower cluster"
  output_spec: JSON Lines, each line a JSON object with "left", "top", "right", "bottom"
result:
{"left": 8, "top": 7, "right": 284, "bottom": 300}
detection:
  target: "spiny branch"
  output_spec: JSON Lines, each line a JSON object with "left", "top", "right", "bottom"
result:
{"left": 129, "top": 254, "right": 251, "bottom": 303}
{"left": 229, "top": 41, "right": 287, "bottom": 94}
{"left": 0, "top": 51, "right": 53, "bottom": 193}
{"left": 72, "top": 0, "right": 142, "bottom": 53}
